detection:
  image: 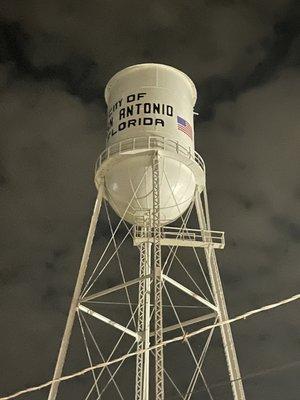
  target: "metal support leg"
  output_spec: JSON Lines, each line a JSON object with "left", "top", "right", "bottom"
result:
{"left": 47, "top": 180, "right": 104, "bottom": 400}
{"left": 152, "top": 152, "right": 164, "bottom": 400}
{"left": 195, "top": 187, "right": 246, "bottom": 400}
{"left": 135, "top": 226, "right": 151, "bottom": 400}
{"left": 143, "top": 239, "right": 151, "bottom": 400}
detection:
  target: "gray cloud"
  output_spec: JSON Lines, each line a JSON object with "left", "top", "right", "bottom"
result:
{"left": 0, "top": 1, "right": 299, "bottom": 399}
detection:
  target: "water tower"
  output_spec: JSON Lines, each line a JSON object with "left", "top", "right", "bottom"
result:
{"left": 48, "top": 64, "right": 246, "bottom": 400}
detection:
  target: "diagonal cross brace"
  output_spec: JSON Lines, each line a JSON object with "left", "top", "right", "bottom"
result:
{"left": 79, "top": 305, "right": 140, "bottom": 340}
{"left": 150, "top": 312, "right": 217, "bottom": 336}
{"left": 162, "top": 274, "right": 218, "bottom": 312}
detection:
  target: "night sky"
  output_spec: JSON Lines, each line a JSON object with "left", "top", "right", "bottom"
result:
{"left": 0, "top": 1, "right": 300, "bottom": 399}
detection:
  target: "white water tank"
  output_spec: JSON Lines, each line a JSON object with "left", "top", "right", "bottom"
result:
{"left": 96, "top": 63, "right": 205, "bottom": 225}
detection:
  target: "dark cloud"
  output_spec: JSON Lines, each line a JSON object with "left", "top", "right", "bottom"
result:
{"left": 0, "top": 0, "right": 299, "bottom": 399}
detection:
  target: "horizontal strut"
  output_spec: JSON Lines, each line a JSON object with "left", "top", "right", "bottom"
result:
{"left": 81, "top": 274, "right": 152, "bottom": 302}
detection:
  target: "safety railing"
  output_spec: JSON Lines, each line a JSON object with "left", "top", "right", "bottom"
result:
{"left": 95, "top": 136, "right": 205, "bottom": 174}
{"left": 134, "top": 225, "right": 225, "bottom": 249}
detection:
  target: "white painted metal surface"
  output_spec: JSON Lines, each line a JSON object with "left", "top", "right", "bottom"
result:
{"left": 133, "top": 225, "right": 225, "bottom": 249}
{"left": 79, "top": 305, "right": 140, "bottom": 340}
{"left": 101, "top": 64, "right": 204, "bottom": 226}
{"left": 195, "top": 188, "right": 246, "bottom": 400}
{"left": 105, "top": 64, "right": 196, "bottom": 148}
{"left": 162, "top": 274, "right": 218, "bottom": 311}
{"left": 48, "top": 182, "right": 104, "bottom": 400}
{"left": 135, "top": 229, "right": 151, "bottom": 400}
{"left": 151, "top": 152, "right": 164, "bottom": 400}
{"left": 48, "top": 63, "right": 246, "bottom": 400}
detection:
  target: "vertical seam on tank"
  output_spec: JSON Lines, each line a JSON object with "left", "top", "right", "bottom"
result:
{"left": 166, "top": 162, "right": 194, "bottom": 217}
{"left": 177, "top": 163, "right": 194, "bottom": 206}
{"left": 161, "top": 158, "right": 174, "bottom": 210}
{"left": 129, "top": 175, "right": 143, "bottom": 211}
{"left": 171, "top": 161, "right": 183, "bottom": 209}
{"left": 127, "top": 162, "right": 136, "bottom": 216}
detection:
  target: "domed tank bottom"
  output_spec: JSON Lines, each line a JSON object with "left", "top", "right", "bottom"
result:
{"left": 104, "top": 153, "right": 196, "bottom": 226}
{"left": 102, "top": 63, "right": 200, "bottom": 226}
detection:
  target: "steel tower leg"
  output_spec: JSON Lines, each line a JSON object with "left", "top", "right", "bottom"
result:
{"left": 195, "top": 187, "right": 246, "bottom": 400}
{"left": 47, "top": 180, "right": 104, "bottom": 400}
{"left": 152, "top": 152, "right": 164, "bottom": 400}
{"left": 135, "top": 225, "right": 151, "bottom": 400}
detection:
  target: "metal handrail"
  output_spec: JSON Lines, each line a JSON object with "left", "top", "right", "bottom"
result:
{"left": 134, "top": 226, "right": 224, "bottom": 245}
{"left": 95, "top": 136, "right": 205, "bottom": 174}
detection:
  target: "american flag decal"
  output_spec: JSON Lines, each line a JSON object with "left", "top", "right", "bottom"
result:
{"left": 177, "top": 116, "right": 193, "bottom": 139}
